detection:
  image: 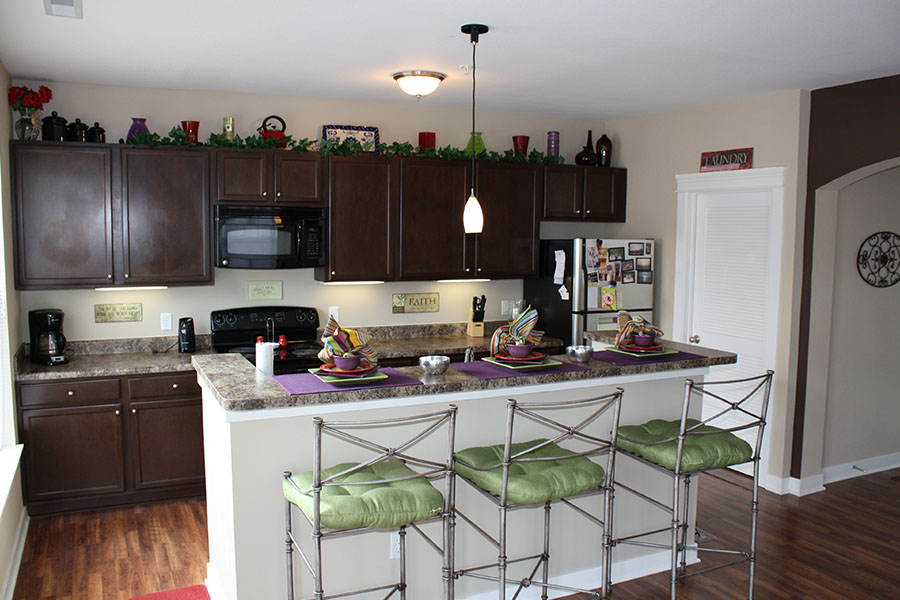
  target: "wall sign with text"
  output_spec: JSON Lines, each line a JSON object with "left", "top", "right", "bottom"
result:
{"left": 700, "top": 147, "right": 753, "bottom": 172}
{"left": 392, "top": 293, "right": 440, "bottom": 314}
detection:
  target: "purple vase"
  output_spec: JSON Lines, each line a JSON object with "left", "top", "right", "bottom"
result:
{"left": 547, "top": 131, "right": 560, "bottom": 157}
{"left": 127, "top": 118, "right": 149, "bottom": 142}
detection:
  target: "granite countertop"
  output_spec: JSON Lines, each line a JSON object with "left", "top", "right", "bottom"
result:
{"left": 16, "top": 350, "right": 212, "bottom": 382}
{"left": 192, "top": 339, "right": 737, "bottom": 411}
{"left": 371, "top": 333, "right": 562, "bottom": 359}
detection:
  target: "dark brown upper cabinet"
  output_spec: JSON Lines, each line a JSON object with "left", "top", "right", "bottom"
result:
{"left": 476, "top": 161, "right": 541, "bottom": 278}
{"left": 121, "top": 148, "right": 211, "bottom": 285}
{"left": 12, "top": 144, "right": 114, "bottom": 288}
{"left": 543, "top": 164, "right": 627, "bottom": 222}
{"left": 315, "top": 155, "right": 397, "bottom": 282}
{"left": 11, "top": 142, "right": 213, "bottom": 289}
{"left": 397, "top": 158, "right": 471, "bottom": 280}
{"left": 215, "top": 149, "right": 324, "bottom": 206}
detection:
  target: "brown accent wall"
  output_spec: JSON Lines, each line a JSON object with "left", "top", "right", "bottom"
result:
{"left": 793, "top": 74, "right": 900, "bottom": 477}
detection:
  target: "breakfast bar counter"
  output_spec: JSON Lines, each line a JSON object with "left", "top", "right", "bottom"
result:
{"left": 192, "top": 341, "right": 736, "bottom": 600}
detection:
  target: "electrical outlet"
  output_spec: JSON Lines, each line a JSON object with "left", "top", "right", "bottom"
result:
{"left": 328, "top": 306, "right": 339, "bottom": 322}
{"left": 389, "top": 531, "right": 401, "bottom": 559}
{"left": 160, "top": 312, "right": 172, "bottom": 330}
{"left": 501, "top": 300, "right": 511, "bottom": 316}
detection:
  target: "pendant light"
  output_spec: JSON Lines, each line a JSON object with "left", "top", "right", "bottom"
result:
{"left": 391, "top": 70, "right": 447, "bottom": 98}
{"left": 462, "top": 23, "right": 488, "bottom": 234}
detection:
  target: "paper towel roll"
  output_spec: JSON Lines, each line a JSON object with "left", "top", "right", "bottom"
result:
{"left": 255, "top": 342, "right": 279, "bottom": 377}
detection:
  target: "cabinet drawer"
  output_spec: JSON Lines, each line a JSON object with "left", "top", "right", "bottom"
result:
{"left": 128, "top": 372, "right": 200, "bottom": 400}
{"left": 19, "top": 379, "right": 121, "bottom": 408}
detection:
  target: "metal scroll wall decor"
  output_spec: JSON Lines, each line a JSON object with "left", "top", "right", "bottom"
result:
{"left": 856, "top": 231, "right": 900, "bottom": 288}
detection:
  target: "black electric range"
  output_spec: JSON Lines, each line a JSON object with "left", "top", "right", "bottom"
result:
{"left": 210, "top": 306, "right": 321, "bottom": 374}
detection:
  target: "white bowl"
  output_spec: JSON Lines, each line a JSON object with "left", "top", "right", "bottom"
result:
{"left": 419, "top": 355, "right": 450, "bottom": 375}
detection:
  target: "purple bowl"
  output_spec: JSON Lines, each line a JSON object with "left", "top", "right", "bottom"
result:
{"left": 333, "top": 355, "right": 361, "bottom": 370}
{"left": 506, "top": 343, "right": 534, "bottom": 357}
{"left": 632, "top": 334, "right": 656, "bottom": 347}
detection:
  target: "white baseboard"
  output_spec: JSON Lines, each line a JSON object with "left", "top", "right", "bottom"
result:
{"left": 787, "top": 474, "right": 825, "bottom": 496}
{"left": 459, "top": 548, "right": 697, "bottom": 600}
{"left": 822, "top": 451, "right": 900, "bottom": 485}
{"left": 204, "top": 562, "right": 226, "bottom": 600}
{"left": 1, "top": 507, "right": 28, "bottom": 600}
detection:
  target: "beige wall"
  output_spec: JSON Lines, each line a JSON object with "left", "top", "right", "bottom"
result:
{"left": 823, "top": 166, "right": 900, "bottom": 468}
{"left": 2, "top": 61, "right": 20, "bottom": 444}
{"left": 11, "top": 80, "right": 611, "bottom": 341}
{"left": 600, "top": 90, "right": 809, "bottom": 481}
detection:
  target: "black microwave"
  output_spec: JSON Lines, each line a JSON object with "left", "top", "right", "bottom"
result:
{"left": 215, "top": 205, "right": 327, "bottom": 269}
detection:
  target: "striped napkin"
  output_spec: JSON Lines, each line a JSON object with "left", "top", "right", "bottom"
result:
{"left": 490, "top": 305, "right": 544, "bottom": 356}
{"left": 613, "top": 311, "right": 664, "bottom": 347}
{"left": 316, "top": 316, "right": 378, "bottom": 365}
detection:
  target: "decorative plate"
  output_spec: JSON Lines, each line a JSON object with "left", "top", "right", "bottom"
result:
{"left": 317, "top": 361, "right": 376, "bottom": 377}
{"left": 482, "top": 356, "right": 562, "bottom": 371}
{"left": 619, "top": 341, "right": 664, "bottom": 353}
{"left": 493, "top": 350, "right": 547, "bottom": 363}
{"left": 857, "top": 231, "right": 900, "bottom": 288}
{"left": 322, "top": 124, "right": 380, "bottom": 152}
{"left": 605, "top": 347, "right": 679, "bottom": 359}
{"left": 310, "top": 369, "right": 388, "bottom": 385}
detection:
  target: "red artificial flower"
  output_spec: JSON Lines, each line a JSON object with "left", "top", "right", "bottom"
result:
{"left": 8, "top": 84, "right": 53, "bottom": 111}
{"left": 38, "top": 86, "right": 52, "bottom": 103}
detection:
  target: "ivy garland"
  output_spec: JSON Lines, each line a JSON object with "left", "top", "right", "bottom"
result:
{"left": 121, "top": 126, "right": 565, "bottom": 164}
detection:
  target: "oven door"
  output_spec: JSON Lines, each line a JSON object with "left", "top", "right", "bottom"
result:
{"left": 216, "top": 206, "right": 324, "bottom": 269}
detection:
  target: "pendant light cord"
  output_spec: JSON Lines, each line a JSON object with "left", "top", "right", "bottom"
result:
{"left": 470, "top": 37, "right": 477, "bottom": 196}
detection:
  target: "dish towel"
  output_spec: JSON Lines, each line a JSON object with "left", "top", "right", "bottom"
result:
{"left": 613, "top": 310, "right": 664, "bottom": 347}
{"left": 490, "top": 305, "right": 544, "bottom": 356}
{"left": 317, "top": 316, "right": 378, "bottom": 366}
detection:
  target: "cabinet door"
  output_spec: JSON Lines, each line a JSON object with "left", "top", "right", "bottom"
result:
{"left": 216, "top": 150, "right": 272, "bottom": 203}
{"left": 543, "top": 164, "right": 584, "bottom": 219}
{"left": 121, "top": 149, "right": 212, "bottom": 284}
{"left": 324, "top": 156, "right": 395, "bottom": 281}
{"left": 274, "top": 152, "right": 325, "bottom": 205}
{"left": 583, "top": 167, "right": 627, "bottom": 222}
{"left": 20, "top": 403, "right": 125, "bottom": 502}
{"left": 12, "top": 144, "right": 114, "bottom": 288}
{"left": 476, "top": 162, "right": 541, "bottom": 278}
{"left": 397, "top": 159, "right": 471, "bottom": 280}
{"left": 130, "top": 397, "right": 204, "bottom": 489}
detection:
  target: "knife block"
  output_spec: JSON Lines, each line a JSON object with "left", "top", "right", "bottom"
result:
{"left": 466, "top": 310, "right": 485, "bottom": 337}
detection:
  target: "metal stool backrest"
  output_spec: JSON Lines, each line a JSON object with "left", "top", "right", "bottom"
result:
{"left": 498, "top": 388, "right": 624, "bottom": 506}
{"left": 675, "top": 370, "right": 774, "bottom": 477}
{"left": 309, "top": 407, "right": 457, "bottom": 503}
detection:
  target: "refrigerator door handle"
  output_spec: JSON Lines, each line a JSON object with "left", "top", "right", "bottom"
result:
{"left": 572, "top": 238, "right": 586, "bottom": 312}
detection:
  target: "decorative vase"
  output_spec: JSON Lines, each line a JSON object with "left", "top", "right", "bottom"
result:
{"left": 575, "top": 130, "right": 599, "bottom": 166}
{"left": 596, "top": 133, "right": 612, "bottom": 167}
{"left": 181, "top": 120, "right": 200, "bottom": 144}
{"left": 512, "top": 135, "right": 529, "bottom": 155}
{"left": 547, "top": 131, "right": 560, "bottom": 157}
{"left": 466, "top": 131, "right": 485, "bottom": 155}
{"left": 127, "top": 117, "right": 150, "bottom": 143}
{"left": 15, "top": 116, "right": 36, "bottom": 141}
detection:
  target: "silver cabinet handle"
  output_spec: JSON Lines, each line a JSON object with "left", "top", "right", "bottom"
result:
{"left": 132, "top": 408, "right": 137, "bottom": 414}
{"left": 124, "top": 273, "right": 130, "bottom": 279}
{"left": 465, "top": 268, "right": 471, "bottom": 272}
{"left": 107, "top": 274, "right": 112, "bottom": 279}
{"left": 689, "top": 335, "right": 700, "bottom": 344}
{"left": 477, "top": 268, "right": 482, "bottom": 272}
{"left": 331, "top": 270, "right": 336, "bottom": 275}
{"left": 575, "top": 209, "right": 581, "bottom": 214}
{"left": 276, "top": 192, "right": 282, "bottom": 198}
{"left": 115, "top": 409, "right": 121, "bottom": 415}
{"left": 586, "top": 210, "right": 591, "bottom": 214}
{"left": 262, "top": 191, "right": 267, "bottom": 197}
{"left": 172, "top": 383, "right": 179, "bottom": 389}
{"left": 68, "top": 390, "right": 75, "bottom": 396}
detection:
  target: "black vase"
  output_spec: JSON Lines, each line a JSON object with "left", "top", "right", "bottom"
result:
{"left": 575, "top": 130, "right": 599, "bottom": 166}
{"left": 596, "top": 133, "right": 612, "bottom": 167}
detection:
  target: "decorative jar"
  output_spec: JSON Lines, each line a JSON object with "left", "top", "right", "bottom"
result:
{"left": 466, "top": 131, "right": 485, "bottom": 155}
{"left": 127, "top": 117, "right": 150, "bottom": 143}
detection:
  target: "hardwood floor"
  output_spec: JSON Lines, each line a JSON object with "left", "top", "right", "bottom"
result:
{"left": 12, "top": 498, "right": 207, "bottom": 600}
{"left": 11, "top": 469, "right": 900, "bottom": 599}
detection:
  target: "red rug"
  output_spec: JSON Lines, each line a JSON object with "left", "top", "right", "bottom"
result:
{"left": 130, "top": 585, "right": 210, "bottom": 600}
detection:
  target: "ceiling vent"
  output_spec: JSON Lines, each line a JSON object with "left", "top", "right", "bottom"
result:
{"left": 43, "top": 0, "right": 83, "bottom": 19}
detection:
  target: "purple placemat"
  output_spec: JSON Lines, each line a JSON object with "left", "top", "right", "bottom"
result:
{"left": 451, "top": 359, "right": 590, "bottom": 380}
{"left": 592, "top": 350, "right": 704, "bottom": 366}
{"left": 274, "top": 367, "right": 423, "bottom": 395}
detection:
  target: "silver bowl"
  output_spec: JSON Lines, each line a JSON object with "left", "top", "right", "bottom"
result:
{"left": 419, "top": 355, "right": 450, "bottom": 375}
{"left": 566, "top": 345, "right": 593, "bottom": 363}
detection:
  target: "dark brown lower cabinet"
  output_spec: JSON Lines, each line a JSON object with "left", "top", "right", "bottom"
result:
{"left": 17, "top": 372, "right": 205, "bottom": 516}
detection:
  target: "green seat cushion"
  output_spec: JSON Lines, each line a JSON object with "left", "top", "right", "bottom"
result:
{"left": 283, "top": 459, "right": 444, "bottom": 531}
{"left": 455, "top": 439, "right": 606, "bottom": 505}
{"left": 617, "top": 419, "right": 752, "bottom": 472}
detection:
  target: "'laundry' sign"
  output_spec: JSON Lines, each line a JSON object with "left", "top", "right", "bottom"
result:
{"left": 700, "top": 147, "right": 753, "bottom": 172}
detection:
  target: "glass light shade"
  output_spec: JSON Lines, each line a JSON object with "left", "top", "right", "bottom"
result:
{"left": 392, "top": 70, "right": 446, "bottom": 97}
{"left": 463, "top": 192, "right": 484, "bottom": 233}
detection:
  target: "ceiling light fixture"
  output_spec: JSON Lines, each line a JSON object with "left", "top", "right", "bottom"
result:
{"left": 461, "top": 24, "right": 488, "bottom": 234}
{"left": 391, "top": 70, "right": 446, "bottom": 98}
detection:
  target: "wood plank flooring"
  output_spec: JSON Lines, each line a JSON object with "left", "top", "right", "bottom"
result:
{"left": 12, "top": 498, "right": 207, "bottom": 600}
{"left": 11, "top": 469, "right": 900, "bottom": 599}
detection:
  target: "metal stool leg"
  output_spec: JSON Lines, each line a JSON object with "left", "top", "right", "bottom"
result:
{"left": 284, "top": 479, "right": 294, "bottom": 600}
{"left": 603, "top": 477, "right": 615, "bottom": 599}
{"left": 399, "top": 526, "right": 407, "bottom": 600}
{"left": 499, "top": 500, "right": 508, "bottom": 600}
{"left": 679, "top": 474, "right": 692, "bottom": 577}
{"left": 749, "top": 459, "right": 760, "bottom": 600}
{"left": 541, "top": 501, "right": 551, "bottom": 600}
{"left": 670, "top": 473, "right": 682, "bottom": 600}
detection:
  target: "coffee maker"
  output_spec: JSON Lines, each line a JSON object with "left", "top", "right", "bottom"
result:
{"left": 29, "top": 309, "right": 69, "bottom": 365}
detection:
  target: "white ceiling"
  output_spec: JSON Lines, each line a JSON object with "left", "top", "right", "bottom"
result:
{"left": 2, "top": 0, "right": 899, "bottom": 121}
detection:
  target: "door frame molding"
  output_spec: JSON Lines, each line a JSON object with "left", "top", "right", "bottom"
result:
{"left": 673, "top": 167, "right": 785, "bottom": 490}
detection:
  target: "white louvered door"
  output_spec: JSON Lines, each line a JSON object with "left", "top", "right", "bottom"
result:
{"left": 674, "top": 169, "right": 784, "bottom": 477}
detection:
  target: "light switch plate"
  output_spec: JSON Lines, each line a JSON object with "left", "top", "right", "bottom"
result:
{"left": 328, "top": 306, "right": 339, "bottom": 322}
{"left": 160, "top": 312, "right": 172, "bottom": 330}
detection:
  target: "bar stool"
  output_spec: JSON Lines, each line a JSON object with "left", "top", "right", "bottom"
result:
{"left": 454, "top": 389, "right": 623, "bottom": 600}
{"left": 613, "top": 370, "right": 774, "bottom": 600}
{"left": 283, "top": 406, "right": 457, "bottom": 600}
